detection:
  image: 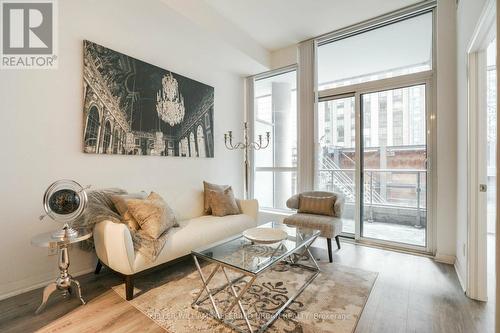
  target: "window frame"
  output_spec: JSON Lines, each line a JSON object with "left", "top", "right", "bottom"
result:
{"left": 313, "top": 8, "right": 436, "bottom": 253}
{"left": 249, "top": 65, "right": 299, "bottom": 211}
{"left": 245, "top": 1, "right": 437, "bottom": 253}
{"left": 316, "top": 74, "right": 434, "bottom": 253}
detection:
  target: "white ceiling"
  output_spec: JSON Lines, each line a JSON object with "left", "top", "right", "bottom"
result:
{"left": 204, "top": 0, "right": 422, "bottom": 51}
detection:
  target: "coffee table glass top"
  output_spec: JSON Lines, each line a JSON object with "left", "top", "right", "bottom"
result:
{"left": 192, "top": 222, "right": 320, "bottom": 275}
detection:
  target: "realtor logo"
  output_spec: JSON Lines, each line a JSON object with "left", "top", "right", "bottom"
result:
{"left": 1, "top": 0, "right": 57, "bottom": 69}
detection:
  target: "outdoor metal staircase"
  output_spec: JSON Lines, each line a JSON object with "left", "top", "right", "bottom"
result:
{"left": 320, "top": 155, "right": 386, "bottom": 204}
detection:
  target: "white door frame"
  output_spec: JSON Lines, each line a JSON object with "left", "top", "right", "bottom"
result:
{"left": 466, "top": 0, "right": 496, "bottom": 302}
{"left": 317, "top": 71, "right": 435, "bottom": 253}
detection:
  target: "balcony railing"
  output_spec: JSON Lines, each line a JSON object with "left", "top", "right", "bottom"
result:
{"left": 318, "top": 168, "right": 427, "bottom": 227}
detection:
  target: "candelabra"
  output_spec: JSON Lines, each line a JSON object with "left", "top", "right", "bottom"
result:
{"left": 224, "top": 122, "right": 270, "bottom": 199}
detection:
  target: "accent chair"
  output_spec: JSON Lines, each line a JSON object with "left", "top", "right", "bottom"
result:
{"left": 284, "top": 191, "right": 344, "bottom": 263}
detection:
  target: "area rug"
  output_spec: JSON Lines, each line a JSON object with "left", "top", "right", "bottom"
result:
{"left": 112, "top": 259, "right": 377, "bottom": 333}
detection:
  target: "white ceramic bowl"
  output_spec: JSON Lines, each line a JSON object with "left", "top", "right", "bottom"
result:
{"left": 243, "top": 227, "right": 288, "bottom": 244}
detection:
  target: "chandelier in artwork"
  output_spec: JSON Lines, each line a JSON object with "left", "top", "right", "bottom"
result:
{"left": 156, "top": 73, "right": 185, "bottom": 126}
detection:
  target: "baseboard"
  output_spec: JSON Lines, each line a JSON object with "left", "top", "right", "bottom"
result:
{"left": 0, "top": 266, "right": 95, "bottom": 301}
{"left": 454, "top": 259, "right": 467, "bottom": 292}
{"left": 434, "top": 253, "right": 456, "bottom": 265}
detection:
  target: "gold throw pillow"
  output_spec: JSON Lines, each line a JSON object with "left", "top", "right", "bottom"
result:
{"left": 203, "top": 181, "right": 229, "bottom": 215}
{"left": 127, "top": 192, "right": 177, "bottom": 239}
{"left": 298, "top": 195, "right": 336, "bottom": 216}
{"left": 207, "top": 187, "right": 241, "bottom": 217}
{"left": 110, "top": 192, "right": 148, "bottom": 231}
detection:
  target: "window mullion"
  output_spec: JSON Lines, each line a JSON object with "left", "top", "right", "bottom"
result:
{"left": 318, "top": 70, "right": 433, "bottom": 100}
{"left": 355, "top": 92, "right": 362, "bottom": 240}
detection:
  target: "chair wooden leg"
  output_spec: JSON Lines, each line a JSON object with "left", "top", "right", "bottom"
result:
{"left": 335, "top": 235, "right": 341, "bottom": 249}
{"left": 125, "top": 275, "right": 134, "bottom": 301}
{"left": 94, "top": 260, "right": 102, "bottom": 275}
{"left": 327, "top": 238, "right": 333, "bottom": 263}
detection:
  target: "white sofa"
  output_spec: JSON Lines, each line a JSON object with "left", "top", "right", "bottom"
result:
{"left": 93, "top": 192, "right": 258, "bottom": 300}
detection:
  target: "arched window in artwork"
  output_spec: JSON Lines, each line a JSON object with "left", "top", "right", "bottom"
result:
{"left": 196, "top": 124, "right": 206, "bottom": 158}
{"left": 84, "top": 106, "right": 100, "bottom": 153}
{"left": 189, "top": 132, "right": 196, "bottom": 157}
{"left": 112, "top": 129, "right": 119, "bottom": 154}
{"left": 120, "top": 130, "right": 125, "bottom": 154}
{"left": 103, "top": 121, "right": 112, "bottom": 154}
{"left": 181, "top": 137, "right": 189, "bottom": 157}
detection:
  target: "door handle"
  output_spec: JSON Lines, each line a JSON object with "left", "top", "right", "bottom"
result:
{"left": 479, "top": 184, "right": 487, "bottom": 192}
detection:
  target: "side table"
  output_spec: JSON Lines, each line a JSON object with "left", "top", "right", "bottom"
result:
{"left": 31, "top": 227, "right": 92, "bottom": 314}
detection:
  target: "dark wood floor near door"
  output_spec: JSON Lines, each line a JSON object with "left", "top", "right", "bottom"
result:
{"left": 0, "top": 239, "right": 494, "bottom": 333}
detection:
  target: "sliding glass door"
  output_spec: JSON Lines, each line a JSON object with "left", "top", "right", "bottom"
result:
{"left": 317, "top": 96, "right": 356, "bottom": 235}
{"left": 316, "top": 84, "right": 429, "bottom": 247}
{"left": 314, "top": 8, "right": 434, "bottom": 250}
{"left": 360, "top": 85, "right": 427, "bottom": 247}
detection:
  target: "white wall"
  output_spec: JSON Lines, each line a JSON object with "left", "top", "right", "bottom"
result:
{"left": 0, "top": 0, "right": 267, "bottom": 299}
{"left": 160, "top": 0, "right": 271, "bottom": 71}
{"left": 270, "top": 45, "right": 298, "bottom": 69}
{"left": 434, "top": 0, "right": 458, "bottom": 264}
{"left": 455, "top": 0, "right": 489, "bottom": 285}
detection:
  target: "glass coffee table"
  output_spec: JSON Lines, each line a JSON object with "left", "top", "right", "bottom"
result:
{"left": 191, "top": 222, "right": 321, "bottom": 333}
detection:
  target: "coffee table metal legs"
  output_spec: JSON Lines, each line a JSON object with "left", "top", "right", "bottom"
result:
{"left": 35, "top": 244, "right": 86, "bottom": 314}
{"left": 192, "top": 235, "right": 320, "bottom": 333}
{"left": 221, "top": 266, "right": 256, "bottom": 332}
{"left": 193, "top": 258, "right": 222, "bottom": 319}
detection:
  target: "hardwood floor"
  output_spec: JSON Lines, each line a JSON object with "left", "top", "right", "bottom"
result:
{"left": 327, "top": 241, "right": 495, "bottom": 333}
{"left": 0, "top": 239, "right": 494, "bottom": 333}
{"left": 0, "top": 270, "right": 163, "bottom": 333}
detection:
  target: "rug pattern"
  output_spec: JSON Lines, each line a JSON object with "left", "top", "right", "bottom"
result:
{"left": 112, "top": 258, "right": 377, "bottom": 333}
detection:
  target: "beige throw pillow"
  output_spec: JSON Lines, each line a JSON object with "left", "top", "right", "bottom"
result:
{"left": 298, "top": 195, "right": 336, "bottom": 217}
{"left": 207, "top": 187, "right": 241, "bottom": 217}
{"left": 127, "top": 192, "right": 177, "bottom": 239}
{"left": 110, "top": 192, "right": 148, "bottom": 231}
{"left": 203, "top": 181, "right": 229, "bottom": 214}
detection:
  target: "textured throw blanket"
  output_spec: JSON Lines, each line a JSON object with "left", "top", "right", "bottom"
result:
{"left": 72, "top": 188, "right": 169, "bottom": 263}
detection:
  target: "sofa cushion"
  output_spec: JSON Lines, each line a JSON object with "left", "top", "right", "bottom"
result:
{"left": 110, "top": 192, "right": 148, "bottom": 231}
{"left": 203, "top": 181, "right": 229, "bottom": 215}
{"left": 207, "top": 187, "right": 241, "bottom": 217}
{"left": 133, "top": 213, "right": 256, "bottom": 272}
{"left": 127, "top": 192, "right": 177, "bottom": 239}
{"left": 298, "top": 194, "right": 336, "bottom": 216}
{"left": 287, "top": 191, "right": 344, "bottom": 218}
{"left": 283, "top": 213, "right": 342, "bottom": 239}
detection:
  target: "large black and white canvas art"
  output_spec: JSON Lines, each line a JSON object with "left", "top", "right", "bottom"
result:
{"left": 82, "top": 40, "right": 214, "bottom": 157}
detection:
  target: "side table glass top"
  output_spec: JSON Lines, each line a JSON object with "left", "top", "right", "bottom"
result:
{"left": 192, "top": 222, "right": 320, "bottom": 275}
{"left": 31, "top": 228, "right": 92, "bottom": 248}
